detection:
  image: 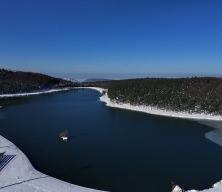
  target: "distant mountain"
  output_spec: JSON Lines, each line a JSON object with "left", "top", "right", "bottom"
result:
{"left": 83, "top": 78, "right": 111, "bottom": 83}
{"left": 63, "top": 78, "right": 79, "bottom": 83}
{"left": 0, "top": 69, "right": 77, "bottom": 94}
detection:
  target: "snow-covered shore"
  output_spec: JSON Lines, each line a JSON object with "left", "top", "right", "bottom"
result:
{"left": 0, "top": 87, "right": 105, "bottom": 192}
{"left": 1, "top": 86, "right": 221, "bottom": 121}
{"left": 1, "top": 86, "right": 222, "bottom": 192}
{"left": 0, "top": 87, "right": 104, "bottom": 99}
{"left": 75, "top": 87, "right": 105, "bottom": 94}
{"left": 98, "top": 90, "right": 222, "bottom": 121}
{"left": 0, "top": 135, "right": 103, "bottom": 192}
{"left": 83, "top": 87, "right": 222, "bottom": 192}
{"left": 0, "top": 88, "right": 72, "bottom": 98}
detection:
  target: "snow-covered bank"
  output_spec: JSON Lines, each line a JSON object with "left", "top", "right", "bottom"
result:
{"left": 0, "top": 87, "right": 104, "bottom": 99}
{"left": 0, "top": 135, "right": 103, "bottom": 192}
{"left": 5, "top": 86, "right": 222, "bottom": 122}
{"left": 99, "top": 92, "right": 222, "bottom": 121}
{"left": 82, "top": 87, "right": 222, "bottom": 192}
{"left": 1, "top": 86, "right": 222, "bottom": 192}
{"left": 0, "top": 88, "right": 72, "bottom": 98}
{"left": 75, "top": 87, "right": 105, "bottom": 94}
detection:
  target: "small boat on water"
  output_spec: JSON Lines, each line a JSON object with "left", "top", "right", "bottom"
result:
{"left": 59, "top": 130, "right": 69, "bottom": 141}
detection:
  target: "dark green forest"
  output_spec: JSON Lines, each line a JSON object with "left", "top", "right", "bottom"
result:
{"left": 0, "top": 69, "right": 77, "bottom": 107}
{"left": 0, "top": 69, "right": 75, "bottom": 94}
{"left": 104, "top": 78, "right": 222, "bottom": 115}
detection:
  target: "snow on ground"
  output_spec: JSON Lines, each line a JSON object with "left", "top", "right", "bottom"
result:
{"left": 0, "top": 88, "right": 72, "bottom": 98}
{"left": 0, "top": 135, "right": 103, "bottom": 192}
{"left": 99, "top": 91, "right": 222, "bottom": 121}
{"left": 1, "top": 87, "right": 222, "bottom": 192}
{"left": 0, "top": 87, "right": 105, "bottom": 99}
{"left": 75, "top": 87, "right": 105, "bottom": 94}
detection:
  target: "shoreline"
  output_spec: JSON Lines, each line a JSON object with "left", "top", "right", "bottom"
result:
{"left": 0, "top": 87, "right": 104, "bottom": 99}
{"left": 0, "top": 135, "right": 103, "bottom": 192}
{"left": 82, "top": 87, "right": 222, "bottom": 192}
{"left": 0, "top": 88, "right": 73, "bottom": 98}
{"left": 3, "top": 86, "right": 222, "bottom": 122}
{"left": 98, "top": 91, "right": 222, "bottom": 122}
{"left": 1, "top": 86, "right": 222, "bottom": 192}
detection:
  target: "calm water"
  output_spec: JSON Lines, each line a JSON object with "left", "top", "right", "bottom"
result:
{"left": 1, "top": 89, "right": 222, "bottom": 192}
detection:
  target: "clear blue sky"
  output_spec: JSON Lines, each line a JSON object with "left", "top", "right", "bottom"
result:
{"left": 0, "top": 0, "right": 222, "bottom": 78}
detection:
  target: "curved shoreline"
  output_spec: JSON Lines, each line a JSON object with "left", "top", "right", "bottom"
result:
{"left": 0, "top": 88, "right": 72, "bottom": 98}
{"left": 1, "top": 87, "right": 222, "bottom": 192}
{"left": 0, "top": 87, "right": 105, "bottom": 191}
{"left": 83, "top": 87, "right": 222, "bottom": 192}
{"left": 0, "top": 135, "right": 103, "bottom": 192}
{"left": 100, "top": 93, "right": 222, "bottom": 121}
{"left": 2, "top": 86, "right": 222, "bottom": 122}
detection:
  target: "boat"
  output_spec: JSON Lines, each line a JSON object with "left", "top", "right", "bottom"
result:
{"left": 59, "top": 130, "right": 69, "bottom": 141}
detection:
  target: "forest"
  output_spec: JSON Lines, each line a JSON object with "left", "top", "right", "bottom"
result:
{"left": 0, "top": 69, "right": 76, "bottom": 94}
{"left": 96, "top": 77, "right": 222, "bottom": 115}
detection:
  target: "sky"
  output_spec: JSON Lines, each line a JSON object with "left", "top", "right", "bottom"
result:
{"left": 0, "top": 0, "right": 222, "bottom": 79}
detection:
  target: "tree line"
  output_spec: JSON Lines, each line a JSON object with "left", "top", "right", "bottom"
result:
{"left": 105, "top": 77, "right": 222, "bottom": 115}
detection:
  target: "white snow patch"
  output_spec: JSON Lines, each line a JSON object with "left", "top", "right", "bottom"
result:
{"left": 172, "top": 185, "right": 183, "bottom": 192}
{"left": 99, "top": 91, "right": 222, "bottom": 121}
{"left": 0, "top": 88, "right": 72, "bottom": 98}
{"left": 74, "top": 87, "right": 105, "bottom": 94}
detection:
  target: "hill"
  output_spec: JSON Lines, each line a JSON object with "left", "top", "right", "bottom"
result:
{"left": 0, "top": 69, "right": 76, "bottom": 94}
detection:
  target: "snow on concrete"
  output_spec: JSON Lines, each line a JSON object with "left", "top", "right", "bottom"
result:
{"left": 0, "top": 135, "right": 103, "bottom": 192}
{"left": 0, "top": 136, "right": 11, "bottom": 148}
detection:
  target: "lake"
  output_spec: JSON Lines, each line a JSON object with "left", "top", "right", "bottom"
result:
{"left": 0, "top": 89, "right": 222, "bottom": 192}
